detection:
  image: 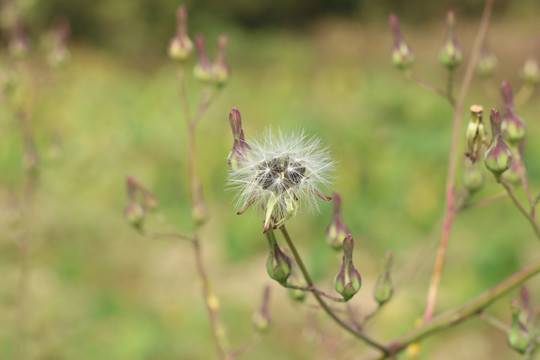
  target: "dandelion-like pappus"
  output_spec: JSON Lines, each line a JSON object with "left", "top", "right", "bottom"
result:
{"left": 227, "top": 108, "right": 333, "bottom": 233}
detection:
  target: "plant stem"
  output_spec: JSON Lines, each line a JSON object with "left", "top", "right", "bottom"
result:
{"left": 512, "top": 149, "right": 535, "bottom": 218}
{"left": 500, "top": 179, "right": 540, "bottom": 239}
{"left": 177, "top": 65, "right": 229, "bottom": 359}
{"left": 283, "top": 283, "right": 345, "bottom": 302}
{"left": 363, "top": 257, "right": 540, "bottom": 360}
{"left": 459, "top": 192, "right": 507, "bottom": 211}
{"left": 279, "top": 225, "right": 389, "bottom": 355}
{"left": 446, "top": 68, "right": 455, "bottom": 105}
{"left": 423, "top": 0, "right": 494, "bottom": 323}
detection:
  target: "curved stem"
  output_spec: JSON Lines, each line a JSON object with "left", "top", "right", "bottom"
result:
{"left": 279, "top": 225, "right": 389, "bottom": 355}
{"left": 283, "top": 283, "right": 345, "bottom": 302}
{"left": 500, "top": 179, "right": 540, "bottom": 239}
{"left": 423, "top": 0, "right": 495, "bottom": 323}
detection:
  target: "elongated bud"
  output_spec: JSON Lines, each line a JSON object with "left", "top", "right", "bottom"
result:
{"left": 334, "top": 235, "right": 362, "bottom": 301}
{"left": 193, "top": 34, "right": 213, "bottom": 82}
{"left": 520, "top": 40, "right": 540, "bottom": 85}
{"left": 463, "top": 158, "right": 485, "bottom": 192}
{"left": 484, "top": 109, "right": 512, "bottom": 178}
{"left": 124, "top": 176, "right": 145, "bottom": 230}
{"left": 46, "top": 20, "right": 71, "bottom": 68}
{"left": 507, "top": 299, "right": 530, "bottom": 354}
{"left": 389, "top": 14, "right": 414, "bottom": 71}
{"left": 228, "top": 108, "right": 251, "bottom": 171}
{"left": 439, "top": 11, "right": 462, "bottom": 70}
{"left": 374, "top": 251, "right": 393, "bottom": 305}
{"left": 168, "top": 6, "right": 193, "bottom": 62}
{"left": 500, "top": 81, "right": 526, "bottom": 145}
{"left": 265, "top": 229, "right": 292, "bottom": 284}
{"left": 287, "top": 274, "right": 306, "bottom": 302}
{"left": 9, "top": 20, "right": 29, "bottom": 58}
{"left": 465, "top": 105, "right": 486, "bottom": 163}
{"left": 212, "top": 34, "right": 230, "bottom": 86}
{"left": 326, "top": 192, "right": 350, "bottom": 251}
{"left": 252, "top": 285, "right": 271, "bottom": 333}
{"left": 476, "top": 40, "right": 497, "bottom": 77}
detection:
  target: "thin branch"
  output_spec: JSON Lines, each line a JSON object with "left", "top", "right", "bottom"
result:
{"left": 459, "top": 192, "right": 507, "bottom": 211}
{"left": 423, "top": 0, "right": 495, "bottom": 323}
{"left": 500, "top": 179, "right": 540, "bottom": 239}
{"left": 283, "top": 283, "right": 345, "bottom": 302}
{"left": 279, "top": 225, "right": 389, "bottom": 355}
{"left": 477, "top": 311, "right": 509, "bottom": 333}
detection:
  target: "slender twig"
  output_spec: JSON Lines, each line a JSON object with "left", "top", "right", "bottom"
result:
{"left": 143, "top": 230, "right": 193, "bottom": 242}
{"left": 423, "top": 0, "right": 495, "bottom": 323}
{"left": 459, "top": 192, "right": 507, "bottom": 211}
{"left": 446, "top": 69, "right": 456, "bottom": 105}
{"left": 283, "top": 283, "right": 345, "bottom": 302}
{"left": 278, "top": 225, "right": 389, "bottom": 355}
{"left": 361, "top": 257, "right": 540, "bottom": 360}
{"left": 406, "top": 72, "right": 448, "bottom": 100}
{"left": 477, "top": 311, "right": 509, "bottom": 333}
{"left": 232, "top": 335, "right": 261, "bottom": 358}
{"left": 361, "top": 304, "right": 385, "bottom": 327}
{"left": 193, "top": 86, "right": 220, "bottom": 127}
{"left": 500, "top": 179, "right": 540, "bottom": 239}
{"left": 512, "top": 149, "right": 535, "bottom": 218}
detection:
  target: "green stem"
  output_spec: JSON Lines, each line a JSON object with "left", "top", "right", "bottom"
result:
{"left": 279, "top": 225, "right": 389, "bottom": 355}
{"left": 500, "top": 179, "right": 540, "bottom": 239}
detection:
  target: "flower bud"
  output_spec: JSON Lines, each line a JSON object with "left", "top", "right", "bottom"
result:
{"left": 374, "top": 250, "right": 393, "bottom": 305}
{"left": 501, "top": 156, "right": 521, "bottom": 186}
{"left": 252, "top": 285, "right": 271, "bottom": 334}
{"left": 287, "top": 274, "right": 306, "bottom": 302}
{"left": 465, "top": 105, "right": 486, "bottom": 163}
{"left": 124, "top": 201, "right": 145, "bottom": 230}
{"left": 463, "top": 159, "right": 485, "bottom": 193}
{"left": 388, "top": 14, "right": 414, "bottom": 71}
{"left": 168, "top": 6, "right": 193, "bottom": 62}
{"left": 334, "top": 235, "right": 362, "bottom": 301}
{"left": 212, "top": 34, "right": 230, "bottom": 86}
{"left": 326, "top": 192, "right": 350, "bottom": 251}
{"left": 265, "top": 229, "right": 292, "bottom": 284}
{"left": 476, "top": 40, "right": 497, "bottom": 77}
{"left": 439, "top": 11, "right": 462, "bottom": 70}
{"left": 500, "top": 81, "right": 526, "bottom": 146}
{"left": 484, "top": 109, "right": 512, "bottom": 178}
{"left": 507, "top": 299, "right": 530, "bottom": 354}
{"left": 227, "top": 108, "right": 251, "bottom": 171}
{"left": 193, "top": 34, "right": 213, "bottom": 82}
{"left": 520, "top": 40, "right": 540, "bottom": 85}
{"left": 46, "top": 20, "right": 70, "bottom": 68}
{"left": 9, "top": 20, "right": 29, "bottom": 58}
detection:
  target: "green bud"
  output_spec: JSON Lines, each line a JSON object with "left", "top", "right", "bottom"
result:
{"left": 476, "top": 41, "right": 497, "bottom": 77}
{"left": 193, "top": 34, "right": 213, "bottom": 82}
{"left": 265, "top": 228, "right": 292, "bottom": 284}
{"left": 521, "top": 58, "right": 540, "bottom": 85}
{"left": 252, "top": 285, "right": 271, "bottom": 334}
{"left": 168, "top": 7, "right": 193, "bottom": 62}
{"left": 326, "top": 192, "right": 350, "bottom": 251}
{"left": 212, "top": 34, "right": 230, "bottom": 86}
{"left": 334, "top": 235, "right": 362, "bottom": 301}
{"left": 463, "top": 159, "right": 485, "bottom": 193}
{"left": 374, "top": 251, "right": 394, "bottom": 305}
{"left": 439, "top": 11, "right": 462, "bottom": 70}
{"left": 500, "top": 81, "right": 526, "bottom": 146}
{"left": 287, "top": 274, "right": 307, "bottom": 302}
{"left": 124, "top": 201, "right": 145, "bottom": 230}
{"left": 507, "top": 299, "right": 530, "bottom": 354}
{"left": 389, "top": 14, "right": 414, "bottom": 71}
{"left": 484, "top": 109, "right": 512, "bottom": 178}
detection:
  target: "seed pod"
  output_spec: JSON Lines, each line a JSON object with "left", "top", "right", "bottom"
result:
{"left": 484, "top": 109, "right": 512, "bottom": 178}
{"left": 265, "top": 229, "right": 292, "bottom": 284}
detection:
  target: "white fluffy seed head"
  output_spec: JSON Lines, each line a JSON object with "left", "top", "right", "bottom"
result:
{"left": 229, "top": 129, "right": 334, "bottom": 222}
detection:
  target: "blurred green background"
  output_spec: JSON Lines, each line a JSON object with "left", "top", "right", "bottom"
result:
{"left": 1, "top": 0, "right": 540, "bottom": 359}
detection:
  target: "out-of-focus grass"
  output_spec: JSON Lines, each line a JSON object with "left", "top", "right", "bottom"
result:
{"left": 1, "top": 15, "right": 540, "bottom": 360}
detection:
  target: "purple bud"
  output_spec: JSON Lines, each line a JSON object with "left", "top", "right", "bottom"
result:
{"left": 212, "top": 34, "right": 230, "bottom": 86}
{"left": 484, "top": 109, "right": 512, "bottom": 177}
{"left": 228, "top": 108, "right": 251, "bottom": 170}
{"left": 168, "top": 6, "right": 193, "bottom": 61}
{"left": 326, "top": 192, "right": 350, "bottom": 250}
{"left": 333, "top": 235, "right": 362, "bottom": 301}
{"left": 193, "top": 34, "right": 213, "bottom": 82}
{"left": 500, "top": 81, "right": 526, "bottom": 145}
{"left": 389, "top": 14, "right": 414, "bottom": 70}
{"left": 476, "top": 39, "right": 497, "bottom": 77}
{"left": 266, "top": 229, "right": 292, "bottom": 284}
{"left": 439, "top": 11, "right": 462, "bottom": 69}
{"left": 252, "top": 285, "right": 272, "bottom": 333}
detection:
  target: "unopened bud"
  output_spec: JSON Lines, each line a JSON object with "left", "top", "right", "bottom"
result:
{"left": 374, "top": 250, "right": 393, "bottom": 305}
{"left": 287, "top": 274, "right": 307, "bottom": 302}
{"left": 212, "top": 34, "right": 230, "bottom": 86}
{"left": 228, "top": 108, "right": 251, "bottom": 171}
{"left": 520, "top": 40, "right": 540, "bottom": 85}
{"left": 168, "top": 6, "right": 193, "bottom": 62}
{"left": 465, "top": 105, "right": 486, "bottom": 163}
{"left": 334, "top": 235, "right": 362, "bottom": 301}
{"left": 501, "top": 155, "right": 521, "bottom": 186}
{"left": 9, "top": 21, "right": 29, "bottom": 58}
{"left": 252, "top": 285, "right": 271, "bottom": 333}
{"left": 507, "top": 299, "right": 530, "bottom": 354}
{"left": 389, "top": 14, "right": 414, "bottom": 71}
{"left": 124, "top": 201, "right": 145, "bottom": 230}
{"left": 439, "top": 11, "right": 462, "bottom": 70}
{"left": 193, "top": 34, "right": 213, "bottom": 82}
{"left": 476, "top": 40, "right": 497, "bottom": 77}
{"left": 326, "top": 192, "right": 350, "bottom": 251}
{"left": 463, "top": 159, "right": 485, "bottom": 192}
{"left": 46, "top": 20, "right": 70, "bottom": 68}
{"left": 500, "top": 81, "right": 526, "bottom": 145}
{"left": 484, "top": 109, "right": 512, "bottom": 178}
{"left": 265, "top": 229, "right": 292, "bottom": 284}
